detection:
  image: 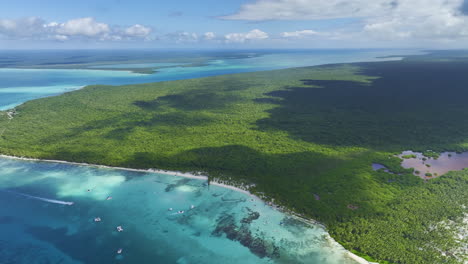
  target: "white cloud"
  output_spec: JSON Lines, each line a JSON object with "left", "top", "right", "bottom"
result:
{"left": 203, "top": 32, "right": 216, "bottom": 40}
{"left": 53, "top": 34, "right": 69, "bottom": 41}
{"left": 0, "top": 17, "right": 46, "bottom": 38}
{"left": 0, "top": 19, "right": 18, "bottom": 32}
{"left": 225, "top": 29, "right": 269, "bottom": 43}
{"left": 224, "top": 0, "right": 468, "bottom": 43}
{"left": 166, "top": 31, "right": 199, "bottom": 43}
{"left": 222, "top": 0, "right": 398, "bottom": 21}
{"left": 45, "top": 22, "right": 59, "bottom": 28}
{"left": 362, "top": 0, "right": 468, "bottom": 40}
{"left": 0, "top": 17, "right": 155, "bottom": 42}
{"left": 281, "top": 30, "right": 320, "bottom": 38}
{"left": 124, "top": 24, "right": 152, "bottom": 38}
{"left": 0, "top": 19, "right": 16, "bottom": 31}
{"left": 56, "top": 17, "right": 109, "bottom": 37}
{"left": 281, "top": 29, "right": 345, "bottom": 41}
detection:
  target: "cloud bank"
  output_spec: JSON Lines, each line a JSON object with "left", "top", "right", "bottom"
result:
{"left": 281, "top": 30, "right": 320, "bottom": 38}
{"left": 0, "top": 17, "right": 152, "bottom": 41}
{"left": 223, "top": 0, "right": 468, "bottom": 42}
{"left": 223, "top": 0, "right": 398, "bottom": 20}
{"left": 224, "top": 29, "right": 269, "bottom": 43}
{"left": 0, "top": 17, "right": 269, "bottom": 46}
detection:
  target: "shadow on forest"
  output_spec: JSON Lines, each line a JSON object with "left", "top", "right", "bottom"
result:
{"left": 134, "top": 78, "right": 249, "bottom": 112}
{"left": 134, "top": 89, "right": 242, "bottom": 111}
{"left": 33, "top": 77, "right": 253, "bottom": 144}
{"left": 256, "top": 61, "right": 468, "bottom": 150}
{"left": 45, "top": 78, "right": 251, "bottom": 142}
{"left": 38, "top": 110, "right": 214, "bottom": 144}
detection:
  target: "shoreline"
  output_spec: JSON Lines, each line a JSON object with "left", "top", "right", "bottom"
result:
{"left": 0, "top": 85, "right": 87, "bottom": 112}
{"left": 0, "top": 154, "right": 251, "bottom": 195}
{"left": 0, "top": 153, "right": 371, "bottom": 264}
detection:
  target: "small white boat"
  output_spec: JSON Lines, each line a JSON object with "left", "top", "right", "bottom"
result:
{"left": 117, "top": 226, "right": 123, "bottom": 232}
{"left": 106, "top": 196, "right": 112, "bottom": 200}
{"left": 94, "top": 217, "right": 102, "bottom": 222}
{"left": 190, "top": 205, "right": 195, "bottom": 209}
{"left": 117, "top": 248, "right": 123, "bottom": 254}
{"left": 168, "top": 208, "right": 173, "bottom": 211}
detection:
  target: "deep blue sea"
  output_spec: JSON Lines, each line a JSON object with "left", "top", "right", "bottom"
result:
{"left": 0, "top": 49, "right": 420, "bottom": 263}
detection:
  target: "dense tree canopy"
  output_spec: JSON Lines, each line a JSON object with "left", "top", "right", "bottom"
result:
{"left": 1, "top": 55, "right": 467, "bottom": 263}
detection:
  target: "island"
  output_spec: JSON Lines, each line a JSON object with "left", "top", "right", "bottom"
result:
{"left": 1, "top": 52, "right": 467, "bottom": 264}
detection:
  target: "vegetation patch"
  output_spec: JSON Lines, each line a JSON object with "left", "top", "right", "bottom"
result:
{"left": 1, "top": 58, "right": 467, "bottom": 263}
{"left": 402, "top": 154, "right": 417, "bottom": 159}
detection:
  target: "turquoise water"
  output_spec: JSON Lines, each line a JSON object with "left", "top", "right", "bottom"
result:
{"left": 0, "top": 158, "right": 359, "bottom": 264}
{"left": 89, "top": 62, "right": 188, "bottom": 69}
{"left": 0, "top": 49, "right": 419, "bottom": 110}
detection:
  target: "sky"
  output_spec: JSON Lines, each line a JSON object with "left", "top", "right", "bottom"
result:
{"left": 1, "top": 0, "right": 468, "bottom": 49}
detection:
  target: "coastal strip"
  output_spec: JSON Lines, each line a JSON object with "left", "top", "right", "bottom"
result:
{"left": 0, "top": 155, "right": 252, "bottom": 195}
{"left": 0, "top": 154, "right": 371, "bottom": 264}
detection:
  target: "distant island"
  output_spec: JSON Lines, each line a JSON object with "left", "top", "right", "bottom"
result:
{"left": 1, "top": 51, "right": 467, "bottom": 264}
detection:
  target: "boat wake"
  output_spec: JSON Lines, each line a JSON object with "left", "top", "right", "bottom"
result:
{"left": 2, "top": 189, "right": 74, "bottom": 205}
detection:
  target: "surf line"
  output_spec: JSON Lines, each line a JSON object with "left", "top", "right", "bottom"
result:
{"left": 3, "top": 189, "right": 74, "bottom": 205}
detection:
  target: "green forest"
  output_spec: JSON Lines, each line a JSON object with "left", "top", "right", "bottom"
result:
{"left": 0, "top": 56, "right": 467, "bottom": 263}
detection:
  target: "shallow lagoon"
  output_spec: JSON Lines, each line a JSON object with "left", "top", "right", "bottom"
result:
{"left": 0, "top": 49, "right": 420, "bottom": 110}
{"left": 0, "top": 158, "right": 360, "bottom": 264}
{"left": 400, "top": 151, "right": 468, "bottom": 178}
